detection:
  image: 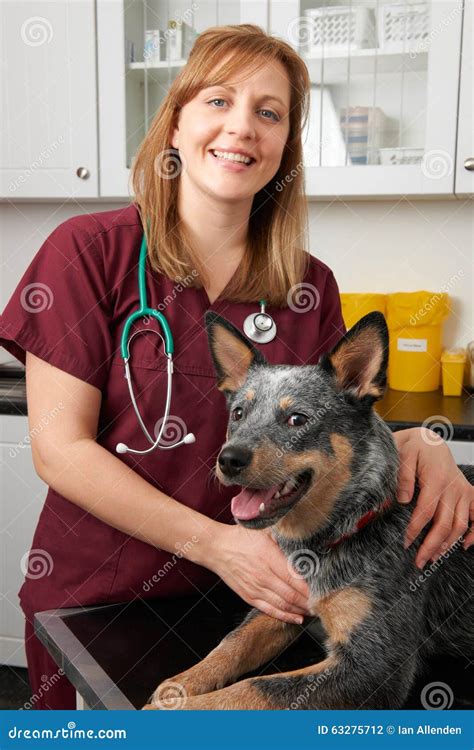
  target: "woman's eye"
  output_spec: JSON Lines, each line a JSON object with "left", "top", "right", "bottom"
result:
{"left": 287, "top": 413, "right": 308, "bottom": 427}
{"left": 231, "top": 407, "right": 243, "bottom": 422}
{"left": 207, "top": 99, "right": 279, "bottom": 121}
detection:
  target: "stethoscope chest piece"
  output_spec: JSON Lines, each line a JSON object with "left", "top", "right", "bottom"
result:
{"left": 243, "top": 300, "right": 276, "bottom": 344}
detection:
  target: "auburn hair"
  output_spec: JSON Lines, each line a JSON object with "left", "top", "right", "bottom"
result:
{"left": 131, "top": 23, "right": 311, "bottom": 307}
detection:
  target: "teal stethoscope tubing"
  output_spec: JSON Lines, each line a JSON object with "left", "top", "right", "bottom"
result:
{"left": 115, "top": 233, "right": 196, "bottom": 455}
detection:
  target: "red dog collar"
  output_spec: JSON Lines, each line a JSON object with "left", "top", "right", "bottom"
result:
{"left": 327, "top": 498, "right": 393, "bottom": 549}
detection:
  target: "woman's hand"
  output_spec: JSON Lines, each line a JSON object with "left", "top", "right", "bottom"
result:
{"left": 393, "top": 427, "right": 474, "bottom": 568}
{"left": 207, "top": 523, "right": 312, "bottom": 624}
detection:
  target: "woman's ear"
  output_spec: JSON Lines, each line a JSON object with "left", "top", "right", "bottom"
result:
{"left": 205, "top": 311, "right": 267, "bottom": 395}
{"left": 319, "top": 311, "right": 389, "bottom": 405}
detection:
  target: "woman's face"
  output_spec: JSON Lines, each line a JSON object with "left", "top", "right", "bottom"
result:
{"left": 170, "top": 58, "right": 291, "bottom": 202}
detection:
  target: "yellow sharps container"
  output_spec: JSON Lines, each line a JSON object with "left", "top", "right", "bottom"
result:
{"left": 340, "top": 293, "right": 387, "bottom": 330}
{"left": 386, "top": 292, "right": 450, "bottom": 392}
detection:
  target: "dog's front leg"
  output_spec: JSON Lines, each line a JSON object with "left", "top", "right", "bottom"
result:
{"left": 143, "top": 655, "right": 337, "bottom": 710}
{"left": 145, "top": 609, "right": 302, "bottom": 708}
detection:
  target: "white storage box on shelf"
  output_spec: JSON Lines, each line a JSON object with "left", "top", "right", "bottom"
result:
{"left": 379, "top": 146, "right": 424, "bottom": 165}
{"left": 377, "top": 2, "right": 430, "bottom": 53}
{"left": 303, "top": 5, "right": 377, "bottom": 56}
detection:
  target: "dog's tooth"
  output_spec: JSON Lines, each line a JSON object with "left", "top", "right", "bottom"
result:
{"left": 259, "top": 502, "right": 265, "bottom": 513}
{"left": 274, "top": 491, "right": 280, "bottom": 499}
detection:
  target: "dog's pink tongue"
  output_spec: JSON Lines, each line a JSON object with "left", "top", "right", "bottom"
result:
{"left": 231, "top": 485, "right": 280, "bottom": 521}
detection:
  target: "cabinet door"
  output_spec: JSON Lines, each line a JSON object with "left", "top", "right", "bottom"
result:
{"left": 0, "top": 416, "right": 47, "bottom": 668}
{"left": 0, "top": 0, "right": 98, "bottom": 199}
{"left": 455, "top": 0, "right": 474, "bottom": 195}
{"left": 272, "top": 0, "right": 463, "bottom": 197}
{"left": 97, "top": 0, "right": 268, "bottom": 198}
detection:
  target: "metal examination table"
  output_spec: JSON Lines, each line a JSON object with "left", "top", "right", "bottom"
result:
{"left": 34, "top": 581, "right": 473, "bottom": 711}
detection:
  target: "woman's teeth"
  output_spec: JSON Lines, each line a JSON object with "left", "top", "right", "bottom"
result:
{"left": 211, "top": 149, "right": 253, "bottom": 165}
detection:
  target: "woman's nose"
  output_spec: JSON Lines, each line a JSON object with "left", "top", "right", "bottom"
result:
{"left": 223, "top": 106, "right": 256, "bottom": 139}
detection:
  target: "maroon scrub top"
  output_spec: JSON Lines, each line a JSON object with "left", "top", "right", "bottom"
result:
{"left": 0, "top": 203, "right": 346, "bottom": 622}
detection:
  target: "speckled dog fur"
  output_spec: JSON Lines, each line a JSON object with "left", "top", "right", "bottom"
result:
{"left": 144, "top": 311, "right": 473, "bottom": 711}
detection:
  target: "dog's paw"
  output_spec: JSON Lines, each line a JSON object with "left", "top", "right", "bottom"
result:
{"left": 148, "top": 679, "right": 189, "bottom": 710}
{"left": 141, "top": 703, "right": 159, "bottom": 710}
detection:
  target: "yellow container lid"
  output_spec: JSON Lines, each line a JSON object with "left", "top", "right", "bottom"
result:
{"left": 441, "top": 348, "right": 466, "bottom": 363}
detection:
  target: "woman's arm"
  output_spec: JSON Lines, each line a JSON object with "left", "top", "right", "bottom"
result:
{"left": 25, "top": 352, "right": 310, "bottom": 623}
{"left": 393, "top": 427, "right": 474, "bottom": 568}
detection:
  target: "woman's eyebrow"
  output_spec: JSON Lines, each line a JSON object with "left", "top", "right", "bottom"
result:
{"left": 203, "top": 83, "right": 287, "bottom": 109}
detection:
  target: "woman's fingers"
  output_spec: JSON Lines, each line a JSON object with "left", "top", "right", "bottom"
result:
{"left": 430, "top": 497, "right": 470, "bottom": 562}
{"left": 404, "top": 482, "right": 439, "bottom": 549}
{"left": 252, "top": 598, "right": 305, "bottom": 625}
{"left": 413, "top": 493, "right": 454, "bottom": 568}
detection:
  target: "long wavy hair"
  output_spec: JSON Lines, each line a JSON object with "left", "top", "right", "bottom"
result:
{"left": 131, "top": 23, "right": 311, "bottom": 307}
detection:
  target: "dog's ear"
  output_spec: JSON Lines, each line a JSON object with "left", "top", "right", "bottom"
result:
{"left": 319, "top": 311, "right": 389, "bottom": 405}
{"left": 205, "top": 311, "right": 267, "bottom": 395}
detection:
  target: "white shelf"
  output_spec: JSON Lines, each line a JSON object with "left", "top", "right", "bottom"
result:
{"left": 304, "top": 48, "right": 429, "bottom": 84}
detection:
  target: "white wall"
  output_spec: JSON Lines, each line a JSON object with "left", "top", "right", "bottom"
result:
{"left": 1, "top": 197, "right": 473, "bottom": 365}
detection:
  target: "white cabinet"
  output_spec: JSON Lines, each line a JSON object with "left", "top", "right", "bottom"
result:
{"left": 455, "top": 0, "right": 474, "bottom": 196}
{"left": 0, "top": 416, "right": 47, "bottom": 667}
{"left": 0, "top": 0, "right": 98, "bottom": 200}
{"left": 97, "top": 0, "right": 467, "bottom": 200}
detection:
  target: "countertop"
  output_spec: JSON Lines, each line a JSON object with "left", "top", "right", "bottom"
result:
{"left": 35, "top": 581, "right": 473, "bottom": 710}
{"left": 2, "top": 364, "right": 473, "bottom": 439}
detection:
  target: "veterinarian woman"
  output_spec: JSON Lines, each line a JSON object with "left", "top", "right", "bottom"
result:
{"left": 1, "top": 25, "right": 473, "bottom": 710}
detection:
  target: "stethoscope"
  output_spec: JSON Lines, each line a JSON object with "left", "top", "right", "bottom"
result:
{"left": 115, "top": 233, "right": 277, "bottom": 456}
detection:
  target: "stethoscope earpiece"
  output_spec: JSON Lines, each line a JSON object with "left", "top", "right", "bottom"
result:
{"left": 243, "top": 299, "right": 277, "bottom": 344}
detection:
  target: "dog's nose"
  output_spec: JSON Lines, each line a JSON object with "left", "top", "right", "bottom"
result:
{"left": 218, "top": 446, "right": 253, "bottom": 477}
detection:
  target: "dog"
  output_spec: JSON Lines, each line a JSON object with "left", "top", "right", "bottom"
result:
{"left": 143, "top": 310, "right": 473, "bottom": 710}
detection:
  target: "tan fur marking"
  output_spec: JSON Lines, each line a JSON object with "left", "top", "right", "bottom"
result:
{"left": 330, "top": 329, "right": 384, "bottom": 398}
{"left": 276, "top": 434, "right": 353, "bottom": 539}
{"left": 213, "top": 326, "right": 254, "bottom": 392}
{"left": 245, "top": 389, "right": 256, "bottom": 401}
{"left": 313, "top": 587, "right": 372, "bottom": 645}
{"left": 279, "top": 396, "right": 294, "bottom": 410}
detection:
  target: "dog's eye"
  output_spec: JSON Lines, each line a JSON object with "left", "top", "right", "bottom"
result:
{"left": 231, "top": 407, "right": 243, "bottom": 422}
{"left": 287, "top": 413, "right": 308, "bottom": 427}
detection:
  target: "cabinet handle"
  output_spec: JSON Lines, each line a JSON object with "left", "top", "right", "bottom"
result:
{"left": 464, "top": 157, "right": 474, "bottom": 172}
{"left": 76, "top": 167, "right": 90, "bottom": 180}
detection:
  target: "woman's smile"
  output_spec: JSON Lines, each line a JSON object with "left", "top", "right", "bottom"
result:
{"left": 208, "top": 149, "right": 257, "bottom": 173}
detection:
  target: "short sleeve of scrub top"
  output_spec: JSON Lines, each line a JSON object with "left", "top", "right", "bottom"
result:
{"left": 0, "top": 203, "right": 347, "bottom": 620}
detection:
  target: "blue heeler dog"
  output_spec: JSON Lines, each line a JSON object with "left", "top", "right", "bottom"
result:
{"left": 145, "top": 311, "right": 473, "bottom": 710}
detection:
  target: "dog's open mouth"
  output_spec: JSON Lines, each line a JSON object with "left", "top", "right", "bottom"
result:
{"left": 231, "top": 470, "right": 313, "bottom": 521}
